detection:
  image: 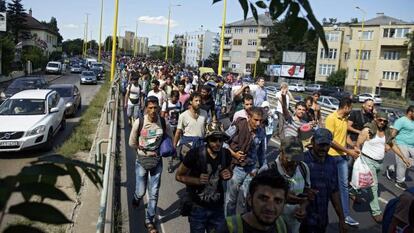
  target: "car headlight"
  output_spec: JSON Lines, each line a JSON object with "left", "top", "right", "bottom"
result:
{"left": 65, "top": 102, "right": 73, "bottom": 108}
{"left": 27, "top": 125, "right": 46, "bottom": 136}
{"left": 0, "top": 92, "right": 5, "bottom": 99}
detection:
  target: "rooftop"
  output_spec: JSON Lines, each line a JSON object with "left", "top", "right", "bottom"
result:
{"left": 23, "top": 11, "right": 59, "bottom": 36}
{"left": 226, "top": 13, "right": 274, "bottom": 27}
{"left": 353, "top": 13, "right": 412, "bottom": 26}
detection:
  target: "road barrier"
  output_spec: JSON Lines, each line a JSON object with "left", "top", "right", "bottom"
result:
{"left": 96, "top": 73, "right": 120, "bottom": 233}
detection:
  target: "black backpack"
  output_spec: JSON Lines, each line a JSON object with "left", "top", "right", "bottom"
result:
{"left": 267, "top": 160, "right": 310, "bottom": 189}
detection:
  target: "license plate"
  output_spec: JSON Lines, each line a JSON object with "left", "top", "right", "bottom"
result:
{"left": 0, "top": 141, "right": 19, "bottom": 147}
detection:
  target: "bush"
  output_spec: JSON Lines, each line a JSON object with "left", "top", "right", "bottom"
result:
{"left": 49, "top": 51, "right": 62, "bottom": 61}
{"left": 0, "top": 35, "right": 16, "bottom": 75}
{"left": 21, "top": 46, "right": 48, "bottom": 70}
{"left": 327, "top": 69, "right": 347, "bottom": 87}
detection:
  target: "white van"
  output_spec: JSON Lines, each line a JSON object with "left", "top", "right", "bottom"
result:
{"left": 86, "top": 58, "right": 97, "bottom": 69}
{"left": 46, "top": 61, "right": 62, "bottom": 74}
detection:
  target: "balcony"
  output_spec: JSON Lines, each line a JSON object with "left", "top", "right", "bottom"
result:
{"left": 259, "top": 57, "right": 269, "bottom": 63}
{"left": 223, "top": 56, "right": 231, "bottom": 61}
{"left": 258, "top": 33, "right": 268, "bottom": 38}
{"left": 224, "top": 44, "right": 232, "bottom": 50}
{"left": 380, "top": 38, "right": 409, "bottom": 47}
{"left": 224, "top": 33, "right": 232, "bottom": 38}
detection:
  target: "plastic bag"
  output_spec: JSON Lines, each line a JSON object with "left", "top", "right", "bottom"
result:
{"left": 351, "top": 156, "right": 374, "bottom": 189}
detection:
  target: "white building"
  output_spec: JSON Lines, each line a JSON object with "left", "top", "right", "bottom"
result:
{"left": 184, "top": 30, "right": 219, "bottom": 68}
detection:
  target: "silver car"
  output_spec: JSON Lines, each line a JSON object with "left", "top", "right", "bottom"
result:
{"left": 318, "top": 96, "right": 339, "bottom": 110}
{"left": 80, "top": 71, "right": 97, "bottom": 85}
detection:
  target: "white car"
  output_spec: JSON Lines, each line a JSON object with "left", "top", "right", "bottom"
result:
{"left": 305, "top": 84, "right": 322, "bottom": 92}
{"left": 0, "top": 89, "right": 66, "bottom": 152}
{"left": 357, "top": 93, "right": 382, "bottom": 105}
{"left": 318, "top": 96, "right": 340, "bottom": 110}
{"left": 45, "top": 61, "right": 62, "bottom": 74}
{"left": 288, "top": 83, "right": 305, "bottom": 92}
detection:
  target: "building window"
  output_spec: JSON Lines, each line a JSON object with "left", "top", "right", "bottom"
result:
{"left": 231, "top": 51, "right": 241, "bottom": 57}
{"left": 318, "top": 64, "right": 336, "bottom": 76}
{"left": 247, "top": 39, "right": 257, "bottom": 46}
{"left": 320, "top": 48, "right": 337, "bottom": 59}
{"left": 224, "top": 39, "right": 231, "bottom": 45}
{"left": 353, "top": 69, "right": 369, "bottom": 80}
{"left": 356, "top": 50, "right": 371, "bottom": 60}
{"left": 246, "top": 63, "right": 255, "bottom": 71}
{"left": 246, "top": 51, "right": 256, "bottom": 58}
{"left": 383, "top": 28, "right": 410, "bottom": 38}
{"left": 231, "top": 63, "right": 240, "bottom": 69}
{"left": 233, "top": 39, "right": 242, "bottom": 46}
{"left": 383, "top": 51, "right": 401, "bottom": 60}
{"left": 249, "top": 28, "right": 258, "bottom": 34}
{"left": 358, "top": 30, "right": 373, "bottom": 40}
{"left": 261, "top": 27, "right": 270, "bottom": 34}
{"left": 344, "top": 52, "right": 349, "bottom": 60}
{"left": 325, "top": 32, "right": 339, "bottom": 41}
{"left": 382, "top": 71, "right": 399, "bottom": 81}
{"left": 234, "top": 28, "right": 243, "bottom": 34}
{"left": 225, "top": 28, "right": 232, "bottom": 34}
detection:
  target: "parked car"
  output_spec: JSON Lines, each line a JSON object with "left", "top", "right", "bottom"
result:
{"left": 378, "top": 107, "right": 404, "bottom": 125}
{"left": 49, "top": 84, "right": 82, "bottom": 117}
{"left": 357, "top": 93, "right": 382, "bottom": 105}
{"left": 320, "top": 86, "right": 352, "bottom": 100}
{"left": 70, "top": 64, "right": 82, "bottom": 73}
{"left": 45, "top": 61, "right": 62, "bottom": 74}
{"left": 80, "top": 71, "right": 97, "bottom": 85}
{"left": 288, "top": 83, "right": 305, "bottom": 92}
{"left": 305, "top": 84, "right": 322, "bottom": 92}
{"left": 0, "top": 76, "right": 49, "bottom": 103}
{"left": 318, "top": 96, "right": 340, "bottom": 110}
{"left": 265, "top": 86, "right": 277, "bottom": 95}
{"left": 90, "top": 67, "right": 104, "bottom": 80}
{"left": 0, "top": 89, "right": 66, "bottom": 152}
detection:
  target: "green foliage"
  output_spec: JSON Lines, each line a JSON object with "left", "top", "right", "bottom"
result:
{"left": 62, "top": 39, "right": 83, "bottom": 56}
{"left": 203, "top": 53, "right": 219, "bottom": 73}
{"left": 327, "top": 69, "right": 347, "bottom": 87}
{"left": 0, "top": 0, "right": 6, "bottom": 12}
{"left": 149, "top": 46, "right": 166, "bottom": 60}
{"left": 0, "top": 34, "right": 15, "bottom": 75}
{"left": 262, "top": 20, "right": 318, "bottom": 80}
{"left": 211, "top": 0, "right": 328, "bottom": 50}
{"left": 0, "top": 154, "right": 102, "bottom": 233}
{"left": 21, "top": 46, "right": 48, "bottom": 70}
{"left": 49, "top": 51, "right": 62, "bottom": 61}
{"left": 40, "top": 17, "right": 63, "bottom": 44}
{"left": 255, "top": 59, "right": 266, "bottom": 77}
{"left": 7, "top": 0, "right": 26, "bottom": 44}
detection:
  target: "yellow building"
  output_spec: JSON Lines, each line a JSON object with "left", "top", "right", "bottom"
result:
{"left": 315, "top": 13, "right": 413, "bottom": 97}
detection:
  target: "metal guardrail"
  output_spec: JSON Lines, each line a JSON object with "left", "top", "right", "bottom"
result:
{"left": 96, "top": 72, "right": 120, "bottom": 233}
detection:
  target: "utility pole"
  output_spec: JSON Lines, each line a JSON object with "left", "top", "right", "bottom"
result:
{"left": 217, "top": 0, "right": 227, "bottom": 75}
{"left": 109, "top": 0, "right": 119, "bottom": 82}
{"left": 98, "top": 0, "right": 104, "bottom": 62}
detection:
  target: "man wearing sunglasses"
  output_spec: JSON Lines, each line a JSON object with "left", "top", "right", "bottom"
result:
{"left": 356, "top": 111, "right": 411, "bottom": 223}
{"left": 176, "top": 122, "right": 233, "bottom": 233}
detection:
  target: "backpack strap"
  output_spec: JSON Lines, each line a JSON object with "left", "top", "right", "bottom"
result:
{"left": 275, "top": 216, "right": 287, "bottom": 233}
{"left": 137, "top": 116, "right": 144, "bottom": 142}
{"left": 298, "top": 161, "right": 310, "bottom": 189}
{"left": 160, "top": 116, "right": 167, "bottom": 137}
{"left": 226, "top": 215, "right": 243, "bottom": 233}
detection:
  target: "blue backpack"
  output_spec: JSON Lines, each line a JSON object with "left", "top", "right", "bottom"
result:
{"left": 382, "top": 187, "right": 414, "bottom": 233}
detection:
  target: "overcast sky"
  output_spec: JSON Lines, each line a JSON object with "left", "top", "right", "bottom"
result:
{"left": 19, "top": 0, "right": 414, "bottom": 45}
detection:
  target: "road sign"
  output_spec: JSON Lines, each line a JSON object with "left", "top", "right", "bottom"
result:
{"left": 0, "top": 12, "right": 6, "bottom": 32}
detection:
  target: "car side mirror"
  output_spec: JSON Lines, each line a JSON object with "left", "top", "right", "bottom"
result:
{"left": 73, "top": 93, "right": 78, "bottom": 97}
{"left": 50, "top": 107, "right": 59, "bottom": 113}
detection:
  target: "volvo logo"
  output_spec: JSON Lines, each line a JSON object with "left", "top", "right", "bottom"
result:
{"left": 0, "top": 132, "right": 15, "bottom": 140}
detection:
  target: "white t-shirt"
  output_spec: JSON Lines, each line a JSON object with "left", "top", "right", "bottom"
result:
{"left": 276, "top": 91, "right": 290, "bottom": 114}
{"left": 127, "top": 84, "right": 141, "bottom": 106}
{"left": 161, "top": 100, "right": 182, "bottom": 127}
{"left": 148, "top": 90, "right": 167, "bottom": 106}
{"left": 177, "top": 109, "right": 208, "bottom": 137}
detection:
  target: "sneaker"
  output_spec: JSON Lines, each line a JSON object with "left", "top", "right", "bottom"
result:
{"left": 345, "top": 216, "right": 359, "bottom": 226}
{"left": 395, "top": 182, "right": 408, "bottom": 191}
{"left": 132, "top": 197, "right": 141, "bottom": 208}
{"left": 385, "top": 166, "right": 394, "bottom": 181}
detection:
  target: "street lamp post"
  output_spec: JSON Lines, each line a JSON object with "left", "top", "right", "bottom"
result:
{"left": 353, "top": 6, "right": 366, "bottom": 95}
{"left": 165, "top": 3, "right": 181, "bottom": 62}
{"left": 109, "top": 0, "right": 120, "bottom": 82}
{"left": 98, "top": 0, "right": 104, "bottom": 62}
{"left": 134, "top": 20, "right": 138, "bottom": 57}
{"left": 83, "top": 13, "right": 90, "bottom": 58}
{"left": 217, "top": 0, "right": 227, "bottom": 76}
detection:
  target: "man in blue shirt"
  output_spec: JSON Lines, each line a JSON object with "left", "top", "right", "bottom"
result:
{"left": 386, "top": 105, "right": 414, "bottom": 190}
{"left": 301, "top": 128, "right": 347, "bottom": 233}
{"left": 253, "top": 77, "right": 267, "bottom": 107}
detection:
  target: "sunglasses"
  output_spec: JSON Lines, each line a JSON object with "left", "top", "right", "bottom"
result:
{"left": 209, "top": 137, "right": 224, "bottom": 142}
{"left": 377, "top": 119, "right": 388, "bottom": 124}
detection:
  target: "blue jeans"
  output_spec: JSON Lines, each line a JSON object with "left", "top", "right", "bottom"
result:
{"left": 127, "top": 104, "right": 141, "bottom": 119}
{"left": 189, "top": 206, "right": 225, "bottom": 233}
{"left": 225, "top": 165, "right": 255, "bottom": 216}
{"left": 332, "top": 155, "right": 350, "bottom": 217}
{"left": 134, "top": 159, "right": 163, "bottom": 223}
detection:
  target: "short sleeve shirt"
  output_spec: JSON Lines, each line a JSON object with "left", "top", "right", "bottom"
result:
{"left": 325, "top": 111, "right": 348, "bottom": 156}
{"left": 177, "top": 109, "right": 208, "bottom": 137}
{"left": 394, "top": 116, "right": 414, "bottom": 147}
{"left": 161, "top": 100, "right": 182, "bottom": 127}
{"left": 276, "top": 91, "right": 289, "bottom": 114}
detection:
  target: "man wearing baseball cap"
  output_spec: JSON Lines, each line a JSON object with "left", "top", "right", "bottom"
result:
{"left": 302, "top": 128, "right": 346, "bottom": 233}
{"left": 258, "top": 136, "right": 310, "bottom": 233}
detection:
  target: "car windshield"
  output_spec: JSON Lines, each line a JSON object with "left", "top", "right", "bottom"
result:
{"left": 8, "top": 79, "right": 43, "bottom": 89}
{"left": 330, "top": 98, "right": 340, "bottom": 105}
{"left": 48, "top": 63, "right": 59, "bottom": 68}
{"left": 0, "top": 99, "right": 45, "bottom": 115}
{"left": 92, "top": 64, "right": 103, "bottom": 68}
{"left": 82, "top": 71, "right": 95, "bottom": 76}
{"left": 52, "top": 87, "right": 72, "bottom": 97}
{"left": 72, "top": 64, "right": 80, "bottom": 68}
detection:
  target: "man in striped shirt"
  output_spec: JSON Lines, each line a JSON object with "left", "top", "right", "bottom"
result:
{"left": 283, "top": 101, "right": 307, "bottom": 138}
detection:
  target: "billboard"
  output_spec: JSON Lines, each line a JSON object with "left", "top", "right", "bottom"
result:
{"left": 282, "top": 51, "right": 306, "bottom": 64}
{"left": 281, "top": 64, "right": 305, "bottom": 78}
{"left": 0, "top": 12, "right": 6, "bottom": 32}
{"left": 266, "top": 65, "right": 281, "bottom": 76}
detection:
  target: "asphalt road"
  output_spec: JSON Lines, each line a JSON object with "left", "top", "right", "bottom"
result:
{"left": 0, "top": 71, "right": 104, "bottom": 228}
{"left": 120, "top": 115, "right": 413, "bottom": 233}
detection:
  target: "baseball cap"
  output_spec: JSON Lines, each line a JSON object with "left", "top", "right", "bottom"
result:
{"left": 299, "top": 123, "right": 314, "bottom": 140}
{"left": 376, "top": 111, "right": 389, "bottom": 121}
{"left": 313, "top": 128, "right": 333, "bottom": 145}
{"left": 261, "top": 101, "right": 270, "bottom": 108}
{"left": 280, "top": 136, "right": 304, "bottom": 161}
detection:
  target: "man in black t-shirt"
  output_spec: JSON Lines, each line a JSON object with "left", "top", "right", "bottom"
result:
{"left": 176, "top": 121, "right": 233, "bottom": 233}
{"left": 347, "top": 99, "right": 374, "bottom": 145}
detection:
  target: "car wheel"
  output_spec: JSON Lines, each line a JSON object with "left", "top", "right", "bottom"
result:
{"left": 43, "top": 129, "right": 54, "bottom": 151}
{"left": 60, "top": 116, "right": 66, "bottom": 131}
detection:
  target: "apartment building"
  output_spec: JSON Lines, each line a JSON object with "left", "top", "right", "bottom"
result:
{"left": 222, "top": 13, "right": 273, "bottom": 74}
{"left": 183, "top": 30, "right": 219, "bottom": 68}
{"left": 136, "top": 37, "right": 149, "bottom": 55}
{"left": 315, "top": 13, "right": 414, "bottom": 97}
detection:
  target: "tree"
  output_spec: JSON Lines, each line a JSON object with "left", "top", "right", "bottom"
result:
{"left": 255, "top": 59, "right": 266, "bottom": 77}
{"left": 406, "top": 31, "right": 414, "bottom": 100}
{"left": 262, "top": 20, "right": 318, "bottom": 80}
{"left": 41, "top": 17, "right": 64, "bottom": 44}
{"left": 21, "top": 45, "right": 48, "bottom": 70}
{"left": 202, "top": 53, "right": 219, "bottom": 72}
{"left": 327, "top": 69, "right": 346, "bottom": 87}
{"left": 0, "top": 0, "right": 6, "bottom": 12}
{"left": 7, "top": 0, "right": 27, "bottom": 44}
{"left": 62, "top": 39, "right": 83, "bottom": 56}
{"left": 0, "top": 34, "right": 16, "bottom": 75}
